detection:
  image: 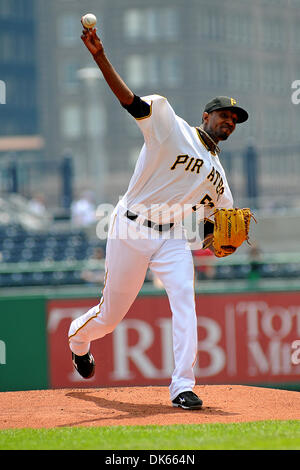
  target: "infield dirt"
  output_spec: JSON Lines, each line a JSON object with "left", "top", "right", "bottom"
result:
{"left": 0, "top": 385, "right": 299, "bottom": 429}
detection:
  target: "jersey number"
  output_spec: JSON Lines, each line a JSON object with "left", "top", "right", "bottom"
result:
{"left": 193, "top": 194, "right": 215, "bottom": 211}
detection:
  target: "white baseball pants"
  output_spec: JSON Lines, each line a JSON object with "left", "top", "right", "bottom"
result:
{"left": 68, "top": 204, "right": 198, "bottom": 400}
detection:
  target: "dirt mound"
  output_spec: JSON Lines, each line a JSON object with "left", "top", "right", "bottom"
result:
{"left": 0, "top": 385, "right": 299, "bottom": 429}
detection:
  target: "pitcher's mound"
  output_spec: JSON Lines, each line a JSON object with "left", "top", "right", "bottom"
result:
{"left": 0, "top": 385, "right": 299, "bottom": 429}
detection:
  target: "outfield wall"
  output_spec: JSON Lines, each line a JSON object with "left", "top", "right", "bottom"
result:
{"left": 1, "top": 285, "right": 300, "bottom": 392}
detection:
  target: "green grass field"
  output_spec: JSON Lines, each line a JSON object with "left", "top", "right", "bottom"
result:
{"left": 0, "top": 420, "right": 299, "bottom": 450}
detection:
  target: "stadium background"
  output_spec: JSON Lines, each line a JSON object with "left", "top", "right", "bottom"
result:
{"left": 0, "top": 0, "right": 300, "bottom": 393}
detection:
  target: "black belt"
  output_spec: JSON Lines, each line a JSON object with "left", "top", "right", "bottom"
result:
{"left": 125, "top": 210, "right": 174, "bottom": 232}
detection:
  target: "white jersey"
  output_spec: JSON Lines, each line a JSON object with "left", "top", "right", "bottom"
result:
{"left": 120, "top": 94, "right": 233, "bottom": 224}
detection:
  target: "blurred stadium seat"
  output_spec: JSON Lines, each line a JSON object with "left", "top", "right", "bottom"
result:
{"left": 1, "top": 221, "right": 300, "bottom": 288}
{"left": 0, "top": 223, "right": 106, "bottom": 287}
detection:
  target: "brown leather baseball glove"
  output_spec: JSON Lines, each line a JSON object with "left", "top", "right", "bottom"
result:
{"left": 212, "top": 208, "right": 256, "bottom": 258}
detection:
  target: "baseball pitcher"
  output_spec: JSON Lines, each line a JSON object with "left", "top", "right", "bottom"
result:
{"left": 68, "top": 25, "right": 251, "bottom": 410}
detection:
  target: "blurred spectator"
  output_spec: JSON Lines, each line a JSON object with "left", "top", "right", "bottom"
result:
{"left": 80, "top": 246, "right": 106, "bottom": 285}
{"left": 147, "top": 270, "right": 164, "bottom": 288}
{"left": 248, "top": 243, "right": 262, "bottom": 280}
{"left": 71, "top": 190, "right": 97, "bottom": 227}
{"left": 192, "top": 248, "right": 216, "bottom": 280}
{"left": 28, "top": 193, "right": 47, "bottom": 217}
{"left": 152, "top": 274, "right": 164, "bottom": 288}
{"left": 26, "top": 192, "right": 52, "bottom": 228}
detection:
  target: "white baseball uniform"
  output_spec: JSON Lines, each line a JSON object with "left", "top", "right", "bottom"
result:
{"left": 68, "top": 94, "right": 233, "bottom": 400}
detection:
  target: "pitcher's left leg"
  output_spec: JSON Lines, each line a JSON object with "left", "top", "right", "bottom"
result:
{"left": 149, "top": 237, "right": 198, "bottom": 402}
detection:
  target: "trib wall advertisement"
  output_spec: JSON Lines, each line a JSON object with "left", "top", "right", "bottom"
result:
{"left": 47, "top": 292, "right": 300, "bottom": 389}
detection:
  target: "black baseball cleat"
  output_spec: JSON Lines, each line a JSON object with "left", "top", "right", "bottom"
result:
{"left": 172, "top": 391, "right": 203, "bottom": 410}
{"left": 72, "top": 351, "right": 95, "bottom": 379}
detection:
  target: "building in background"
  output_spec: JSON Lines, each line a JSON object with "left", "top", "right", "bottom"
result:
{"left": 0, "top": 0, "right": 44, "bottom": 193}
{"left": 14, "top": 0, "right": 300, "bottom": 209}
{"left": 0, "top": 0, "right": 49, "bottom": 204}
{"left": 0, "top": 0, "right": 38, "bottom": 137}
{"left": 36, "top": 0, "right": 108, "bottom": 204}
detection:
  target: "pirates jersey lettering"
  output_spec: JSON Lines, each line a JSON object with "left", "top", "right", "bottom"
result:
{"left": 206, "top": 166, "right": 225, "bottom": 196}
{"left": 170, "top": 155, "right": 204, "bottom": 174}
{"left": 170, "top": 155, "right": 224, "bottom": 198}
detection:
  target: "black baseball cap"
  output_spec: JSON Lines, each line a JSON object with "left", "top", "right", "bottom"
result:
{"left": 204, "top": 96, "right": 248, "bottom": 123}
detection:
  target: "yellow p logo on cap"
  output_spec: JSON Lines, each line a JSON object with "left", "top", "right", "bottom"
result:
{"left": 230, "top": 98, "right": 237, "bottom": 106}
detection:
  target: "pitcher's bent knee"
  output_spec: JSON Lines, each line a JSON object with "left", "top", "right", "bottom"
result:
{"left": 68, "top": 314, "right": 119, "bottom": 345}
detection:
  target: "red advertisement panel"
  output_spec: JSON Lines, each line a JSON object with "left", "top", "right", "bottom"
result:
{"left": 47, "top": 292, "right": 300, "bottom": 388}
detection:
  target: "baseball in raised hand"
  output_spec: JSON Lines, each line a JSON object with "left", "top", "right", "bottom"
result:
{"left": 81, "top": 13, "right": 97, "bottom": 29}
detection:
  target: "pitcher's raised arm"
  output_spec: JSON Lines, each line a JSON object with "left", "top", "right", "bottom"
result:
{"left": 81, "top": 27, "right": 134, "bottom": 106}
